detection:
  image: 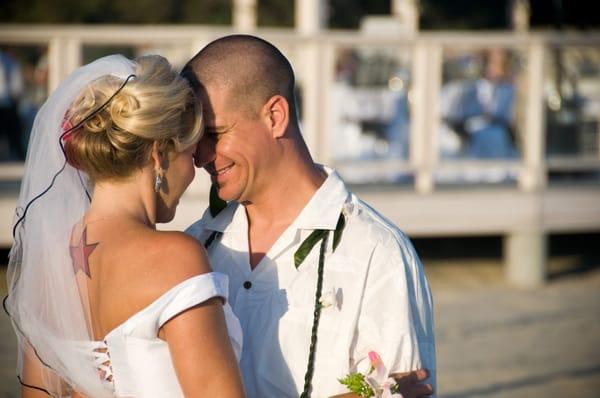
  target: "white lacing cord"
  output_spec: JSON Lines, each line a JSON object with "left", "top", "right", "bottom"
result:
{"left": 91, "top": 341, "right": 113, "bottom": 383}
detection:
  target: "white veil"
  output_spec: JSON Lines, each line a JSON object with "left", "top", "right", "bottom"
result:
{"left": 5, "top": 55, "right": 136, "bottom": 397}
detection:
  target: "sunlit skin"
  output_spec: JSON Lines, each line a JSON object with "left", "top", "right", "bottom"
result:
{"left": 191, "top": 78, "right": 433, "bottom": 398}
{"left": 156, "top": 144, "right": 197, "bottom": 223}
{"left": 22, "top": 143, "right": 245, "bottom": 398}
{"left": 194, "top": 84, "right": 274, "bottom": 205}
{"left": 194, "top": 83, "right": 327, "bottom": 268}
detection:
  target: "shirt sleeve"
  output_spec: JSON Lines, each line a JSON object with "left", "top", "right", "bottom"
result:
{"left": 351, "top": 230, "right": 437, "bottom": 391}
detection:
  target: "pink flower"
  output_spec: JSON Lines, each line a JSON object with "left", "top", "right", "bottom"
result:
{"left": 368, "top": 351, "right": 382, "bottom": 368}
{"left": 366, "top": 351, "right": 404, "bottom": 398}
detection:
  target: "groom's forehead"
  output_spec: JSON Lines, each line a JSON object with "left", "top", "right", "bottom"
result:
{"left": 198, "top": 86, "right": 224, "bottom": 123}
{"left": 201, "top": 83, "right": 250, "bottom": 126}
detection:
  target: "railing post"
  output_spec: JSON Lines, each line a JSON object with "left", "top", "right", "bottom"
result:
{"left": 47, "top": 38, "right": 65, "bottom": 92}
{"left": 505, "top": 228, "right": 547, "bottom": 287}
{"left": 295, "top": 0, "right": 328, "bottom": 36}
{"left": 48, "top": 37, "right": 81, "bottom": 92}
{"left": 295, "top": 0, "right": 327, "bottom": 156}
{"left": 520, "top": 40, "right": 547, "bottom": 192}
{"left": 507, "top": 38, "right": 547, "bottom": 287}
{"left": 411, "top": 41, "right": 440, "bottom": 194}
{"left": 317, "top": 42, "right": 335, "bottom": 164}
{"left": 391, "top": 0, "right": 419, "bottom": 34}
{"left": 233, "top": 0, "right": 257, "bottom": 32}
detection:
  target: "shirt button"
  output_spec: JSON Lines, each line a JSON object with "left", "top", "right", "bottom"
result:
{"left": 243, "top": 281, "right": 252, "bottom": 290}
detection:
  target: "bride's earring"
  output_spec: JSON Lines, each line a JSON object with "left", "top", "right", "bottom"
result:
{"left": 154, "top": 168, "right": 163, "bottom": 193}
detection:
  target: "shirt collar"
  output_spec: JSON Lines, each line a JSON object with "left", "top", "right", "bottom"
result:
{"left": 202, "top": 166, "right": 349, "bottom": 233}
{"left": 202, "top": 201, "right": 243, "bottom": 233}
{"left": 293, "top": 166, "right": 349, "bottom": 231}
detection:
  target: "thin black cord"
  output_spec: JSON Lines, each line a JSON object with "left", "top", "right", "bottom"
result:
{"left": 11, "top": 160, "right": 67, "bottom": 238}
{"left": 17, "top": 375, "right": 51, "bottom": 396}
{"left": 77, "top": 169, "right": 92, "bottom": 202}
{"left": 4, "top": 295, "right": 54, "bottom": 396}
{"left": 11, "top": 73, "right": 136, "bottom": 238}
{"left": 3, "top": 295, "right": 54, "bottom": 370}
{"left": 5, "top": 73, "right": 137, "bottom": 394}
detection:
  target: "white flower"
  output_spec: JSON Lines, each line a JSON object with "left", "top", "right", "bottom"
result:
{"left": 319, "top": 287, "right": 338, "bottom": 309}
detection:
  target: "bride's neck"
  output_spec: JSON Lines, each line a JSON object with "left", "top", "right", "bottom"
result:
{"left": 88, "top": 178, "right": 156, "bottom": 228}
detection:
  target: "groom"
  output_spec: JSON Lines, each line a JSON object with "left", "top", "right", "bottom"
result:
{"left": 182, "top": 35, "right": 436, "bottom": 398}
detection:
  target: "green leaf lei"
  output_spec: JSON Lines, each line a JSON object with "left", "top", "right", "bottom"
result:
{"left": 205, "top": 184, "right": 348, "bottom": 398}
{"left": 209, "top": 183, "right": 227, "bottom": 217}
{"left": 294, "top": 213, "right": 346, "bottom": 269}
{"left": 297, "top": 212, "right": 346, "bottom": 398}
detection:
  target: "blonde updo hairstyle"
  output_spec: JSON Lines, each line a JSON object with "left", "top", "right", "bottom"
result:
{"left": 64, "top": 55, "right": 202, "bottom": 182}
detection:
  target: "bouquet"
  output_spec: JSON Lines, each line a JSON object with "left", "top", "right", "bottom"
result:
{"left": 339, "top": 351, "right": 403, "bottom": 398}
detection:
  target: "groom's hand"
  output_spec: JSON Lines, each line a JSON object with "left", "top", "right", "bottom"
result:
{"left": 330, "top": 369, "right": 433, "bottom": 398}
{"left": 390, "top": 368, "right": 433, "bottom": 398}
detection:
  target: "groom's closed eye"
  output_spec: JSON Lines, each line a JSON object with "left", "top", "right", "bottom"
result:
{"left": 205, "top": 128, "right": 227, "bottom": 140}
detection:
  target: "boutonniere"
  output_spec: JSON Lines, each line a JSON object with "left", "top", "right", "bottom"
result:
{"left": 319, "top": 286, "right": 341, "bottom": 310}
{"left": 339, "top": 351, "right": 403, "bottom": 398}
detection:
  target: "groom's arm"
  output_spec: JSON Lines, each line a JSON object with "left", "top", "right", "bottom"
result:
{"left": 350, "top": 231, "right": 436, "bottom": 395}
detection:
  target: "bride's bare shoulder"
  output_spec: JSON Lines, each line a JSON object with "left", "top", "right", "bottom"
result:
{"left": 133, "top": 230, "right": 213, "bottom": 296}
{"left": 101, "top": 229, "right": 213, "bottom": 316}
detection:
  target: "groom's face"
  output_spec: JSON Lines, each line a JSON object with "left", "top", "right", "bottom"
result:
{"left": 194, "top": 84, "right": 272, "bottom": 203}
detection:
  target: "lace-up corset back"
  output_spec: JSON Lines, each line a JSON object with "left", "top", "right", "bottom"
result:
{"left": 81, "top": 273, "right": 243, "bottom": 397}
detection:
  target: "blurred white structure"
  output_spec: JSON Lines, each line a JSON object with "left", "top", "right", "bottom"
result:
{"left": 233, "top": 0, "right": 257, "bottom": 31}
{"left": 1, "top": 2, "right": 599, "bottom": 287}
{"left": 392, "top": 0, "right": 419, "bottom": 33}
{"left": 511, "top": 0, "right": 531, "bottom": 32}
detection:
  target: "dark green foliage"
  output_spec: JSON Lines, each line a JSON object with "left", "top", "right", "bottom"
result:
{"left": 332, "top": 213, "right": 345, "bottom": 251}
{"left": 294, "top": 229, "right": 327, "bottom": 269}
{"left": 209, "top": 184, "right": 227, "bottom": 217}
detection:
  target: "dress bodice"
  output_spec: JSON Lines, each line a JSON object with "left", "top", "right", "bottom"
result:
{"left": 82, "top": 272, "right": 242, "bottom": 397}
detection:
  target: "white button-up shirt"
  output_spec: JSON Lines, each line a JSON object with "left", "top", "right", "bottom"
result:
{"left": 186, "top": 169, "right": 436, "bottom": 398}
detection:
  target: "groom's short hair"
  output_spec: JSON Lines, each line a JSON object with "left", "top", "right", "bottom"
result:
{"left": 182, "top": 35, "right": 298, "bottom": 122}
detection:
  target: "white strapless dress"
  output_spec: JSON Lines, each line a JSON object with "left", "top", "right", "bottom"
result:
{"left": 83, "top": 272, "right": 242, "bottom": 397}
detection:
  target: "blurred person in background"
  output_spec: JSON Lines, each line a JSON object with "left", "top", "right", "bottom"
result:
{"left": 440, "top": 48, "right": 518, "bottom": 159}
{"left": 0, "top": 46, "right": 25, "bottom": 160}
{"left": 19, "top": 50, "right": 49, "bottom": 151}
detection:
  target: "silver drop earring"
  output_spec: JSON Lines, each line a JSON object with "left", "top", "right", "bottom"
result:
{"left": 154, "top": 172, "right": 162, "bottom": 193}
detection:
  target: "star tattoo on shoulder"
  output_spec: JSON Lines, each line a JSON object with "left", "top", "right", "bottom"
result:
{"left": 69, "top": 226, "right": 99, "bottom": 278}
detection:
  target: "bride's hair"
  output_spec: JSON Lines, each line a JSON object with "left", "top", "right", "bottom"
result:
{"left": 63, "top": 55, "right": 202, "bottom": 181}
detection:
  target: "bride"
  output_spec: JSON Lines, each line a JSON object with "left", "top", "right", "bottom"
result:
{"left": 5, "top": 54, "right": 246, "bottom": 397}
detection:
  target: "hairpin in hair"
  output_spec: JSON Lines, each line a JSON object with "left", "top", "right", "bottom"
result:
{"left": 59, "top": 73, "right": 137, "bottom": 152}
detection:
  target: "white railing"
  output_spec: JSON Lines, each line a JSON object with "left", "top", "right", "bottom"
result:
{"left": 1, "top": 25, "right": 600, "bottom": 286}
{"left": 2, "top": 26, "right": 600, "bottom": 190}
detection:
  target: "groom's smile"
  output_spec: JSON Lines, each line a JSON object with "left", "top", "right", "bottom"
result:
{"left": 208, "top": 162, "right": 235, "bottom": 184}
{"left": 192, "top": 82, "right": 275, "bottom": 204}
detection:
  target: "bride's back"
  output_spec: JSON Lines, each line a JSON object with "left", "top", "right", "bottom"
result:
{"left": 72, "top": 218, "right": 178, "bottom": 341}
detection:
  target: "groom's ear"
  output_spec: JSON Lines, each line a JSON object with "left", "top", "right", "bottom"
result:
{"left": 263, "top": 95, "right": 289, "bottom": 139}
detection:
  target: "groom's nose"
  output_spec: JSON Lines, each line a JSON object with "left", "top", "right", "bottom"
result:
{"left": 194, "top": 136, "right": 216, "bottom": 168}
